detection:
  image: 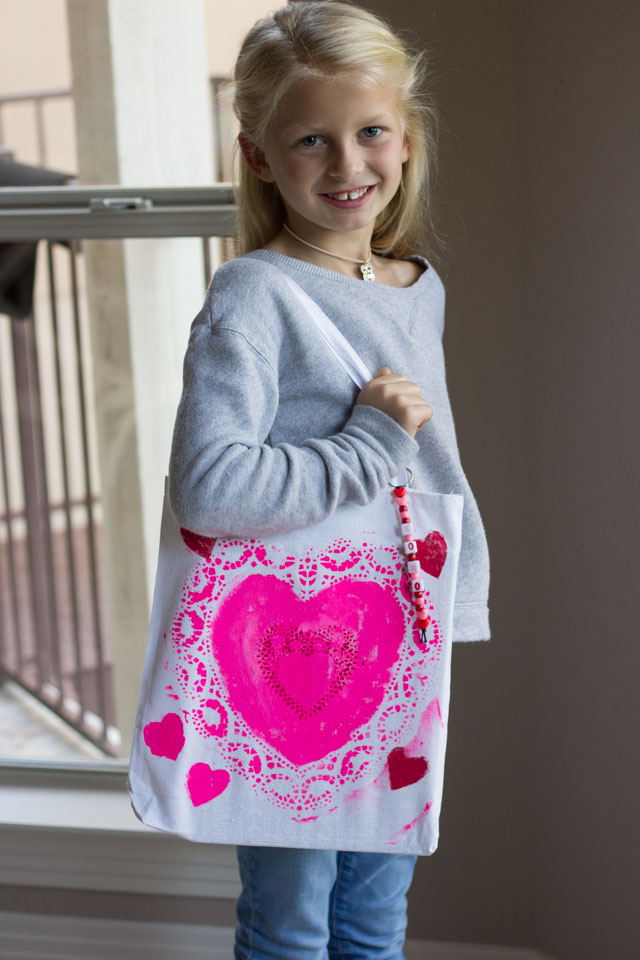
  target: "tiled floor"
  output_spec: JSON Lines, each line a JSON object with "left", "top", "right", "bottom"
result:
{"left": 0, "top": 678, "right": 111, "bottom": 761}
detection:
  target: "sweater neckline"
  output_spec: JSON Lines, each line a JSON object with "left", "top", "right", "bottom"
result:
{"left": 245, "top": 248, "right": 431, "bottom": 296}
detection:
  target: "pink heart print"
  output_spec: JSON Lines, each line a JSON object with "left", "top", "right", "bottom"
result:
{"left": 213, "top": 575, "right": 405, "bottom": 766}
{"left": 143, "top": 711, "right": 185, "bottom": 760}
{"left": 186, "top": 762, "right": 231, "bottom": 807}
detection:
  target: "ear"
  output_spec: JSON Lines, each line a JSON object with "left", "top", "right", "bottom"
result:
{"left": 238, "top": 132, "right": 275, "bottom": 182}
{"left": 401, "top": 135, "right": 410, "bottom": 164}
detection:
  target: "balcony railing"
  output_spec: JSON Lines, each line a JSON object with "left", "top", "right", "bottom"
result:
{"left": 0, "top": 184, "right": 237, "bottom": 756}
{"left": 0, "top": 88, "right": 71, "bottom": 169}
{"left": 0, "top": 77, "right": 233, "bottom": 180}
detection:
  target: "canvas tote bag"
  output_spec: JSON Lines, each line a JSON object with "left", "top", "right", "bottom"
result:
{"left": 127, "top": 270, "right": 463, "bottom": 855}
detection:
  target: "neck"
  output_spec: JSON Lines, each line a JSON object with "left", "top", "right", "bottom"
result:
{"left": 282, "top": 222, "right": 372, "bottom": 265}
{"left": 270, "top": 221, "right": 377, "bottom": 281}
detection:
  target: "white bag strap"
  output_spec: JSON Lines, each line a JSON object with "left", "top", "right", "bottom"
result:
{"left": 275, "top": 267, "right": 410, "bottom": 488}
{"left": 278, "top": 271, "right": 373, "bottom": 390}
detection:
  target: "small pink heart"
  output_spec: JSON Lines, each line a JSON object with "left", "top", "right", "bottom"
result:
{"left": 143, "top": 712, "right": 185, "bottom": 760}
{"left": 387, "top": 746, "right": 429, "bottom": 790}
{"left": 186, "top": 762, "right": 230, "bottom": 807}
{"left": 180, "top": 528, "right": 216, "bottom": 559}
{"left": 415, "top": 531, "right": 447, "bottom": 579}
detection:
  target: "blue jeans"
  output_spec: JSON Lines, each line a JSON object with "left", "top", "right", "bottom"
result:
{"left": 234, "top": 846, "right": 417, "bottom": 959}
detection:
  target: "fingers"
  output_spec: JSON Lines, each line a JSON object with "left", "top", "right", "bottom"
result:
{"left": 396, "top": 396, "right": 434, "bottom": 434}
{"left": 413, "top": 401, "right": 434, "bottom": 431}
{"left": 373, "top": 367, "right": 407, "bottom": 384}
{"left": 356, "top": 368, "right": 433, "bottom": 439}
{"left": 373, "top": 378, "right": 422, "bottom": 403}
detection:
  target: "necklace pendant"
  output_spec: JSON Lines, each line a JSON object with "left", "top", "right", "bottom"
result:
{"left": 360, "top": 262, "right": 375, "bottom": 282}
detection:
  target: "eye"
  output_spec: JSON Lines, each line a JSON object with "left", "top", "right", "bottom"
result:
{"left": 299, "top": 134, "right": 324, "bottom": 148}
{"left": 361, "top": 126, "right": 383, "bottom": 139}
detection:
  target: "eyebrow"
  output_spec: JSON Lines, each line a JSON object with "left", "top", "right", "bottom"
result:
{"left": 280, "top": 114, "right": 396, "bottom": 138}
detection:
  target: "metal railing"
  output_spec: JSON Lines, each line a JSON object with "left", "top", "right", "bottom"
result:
{"left": 0, "top": 77, "right": 232, "bottom": 178}
{"left": 0, "top": 185, "right": 237, "bottom": 755}
{"left": 0, "top": 88, "right": 71, "bottom": 169}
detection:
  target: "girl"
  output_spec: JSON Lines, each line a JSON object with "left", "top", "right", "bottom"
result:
{"left": 168, "top": 2, "right": 490, "bottom": 957}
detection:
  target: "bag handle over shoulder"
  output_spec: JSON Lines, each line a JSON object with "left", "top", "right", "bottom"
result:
{"left": 276, "top": 270, "right": 373, "bottom": 390}
{"left": 273, "top": 265, "right": 409, "bottom": 488}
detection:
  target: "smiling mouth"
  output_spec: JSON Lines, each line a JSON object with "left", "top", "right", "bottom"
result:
{"left": 322, "top": 185, "right": 374, "bottom": 201}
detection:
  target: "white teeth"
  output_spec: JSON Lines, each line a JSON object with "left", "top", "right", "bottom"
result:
{"left": 327, "top": 187, "right": 369, "bottom": 201}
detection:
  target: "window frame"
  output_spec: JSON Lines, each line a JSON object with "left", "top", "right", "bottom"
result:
{"left": 0, "top": 186, "right": 240, "bottom": 898}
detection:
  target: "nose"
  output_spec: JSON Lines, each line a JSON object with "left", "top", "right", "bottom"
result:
{"left": 327, "top": 141, "right": 365, "bottom": 181}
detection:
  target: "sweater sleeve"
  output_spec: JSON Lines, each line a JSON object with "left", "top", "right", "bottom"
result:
{"left": 168, "top": 309, "right": 419, "bottom": 538}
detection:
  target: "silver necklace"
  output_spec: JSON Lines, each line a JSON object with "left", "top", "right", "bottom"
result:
{"left": 282, "top": 222, "right": 375, "bottom": 281}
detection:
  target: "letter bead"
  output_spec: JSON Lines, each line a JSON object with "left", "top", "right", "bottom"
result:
{"left": 407, "top": 560, "right": 421, "bottom": 574}
{"left": 403, "top": 540, "right": 417, "bottom": 555}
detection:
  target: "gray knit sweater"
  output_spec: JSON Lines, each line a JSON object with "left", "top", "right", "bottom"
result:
{"left": 168, "top": 249, "right": 490, "bottom": 642}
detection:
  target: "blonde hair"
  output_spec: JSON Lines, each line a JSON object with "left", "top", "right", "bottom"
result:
{"left": 232, "top": 1, "right": 438, "bottom": 257}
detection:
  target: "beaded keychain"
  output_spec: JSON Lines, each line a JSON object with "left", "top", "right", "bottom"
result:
{"left": 393, "top": 482, "right": 430, "bottom": 644}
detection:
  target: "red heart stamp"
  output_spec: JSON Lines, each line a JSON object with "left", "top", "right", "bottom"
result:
{"left": 180, "top": 528, "right": 216, "bottom": 559}
{"left": 186, "top": 762, "right": 231, "bottom": 807}
{"left": 143, "top": 712, "right": 185, "bottom": 760}
{"left": 387, "top": 746, "right": 429, "bottom": 790}
{"left": 415, "top": 531, "right": 447, "bottom": 579}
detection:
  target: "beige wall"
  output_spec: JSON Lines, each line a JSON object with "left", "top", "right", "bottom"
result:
{"left": 0, "top": 0, "right": 70, "bottom": 93}
{"left": 204, "top": 0, "right": 275, "bottom": 76}
{"left": 0, "top": 0, "right": 270, "bottom": 170}
{"left": 0, "top": 0, "right": 74, "bottom": 170}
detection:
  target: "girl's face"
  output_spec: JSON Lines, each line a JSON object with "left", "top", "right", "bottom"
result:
{"left": 253, "top": 74, "right": 410, "bottom": 242}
